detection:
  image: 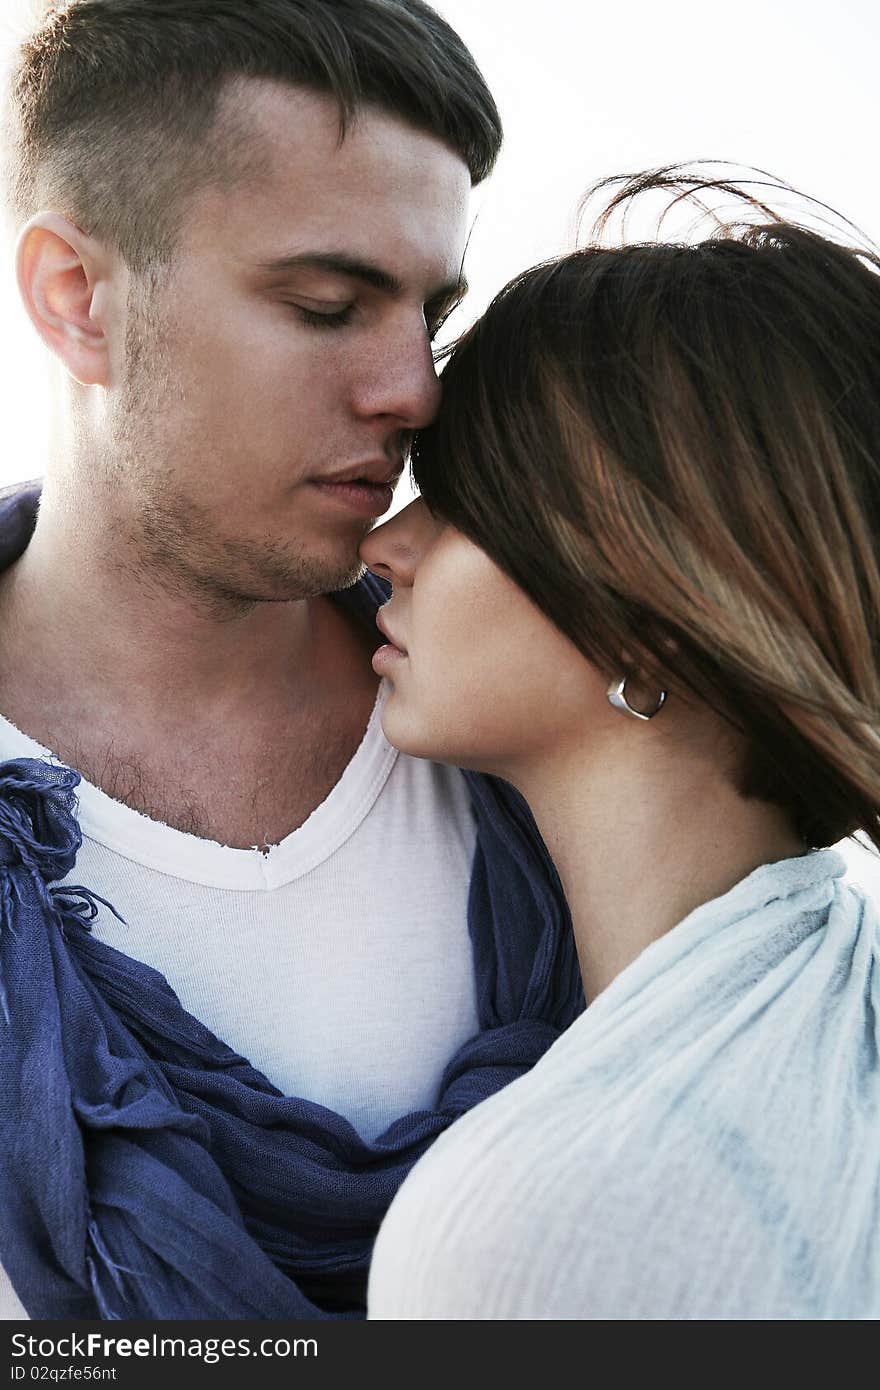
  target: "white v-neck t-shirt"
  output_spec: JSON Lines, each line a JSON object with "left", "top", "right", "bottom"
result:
{"left": 0, "top": 677, "right": 479, "bottom": 1320}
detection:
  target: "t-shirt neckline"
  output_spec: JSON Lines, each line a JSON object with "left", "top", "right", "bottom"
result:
{"left": 0, "top": 679, "right": 397, "bottom": 891}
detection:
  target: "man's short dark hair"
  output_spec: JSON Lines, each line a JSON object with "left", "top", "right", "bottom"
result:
{"left": 7, "top": 0, "right": 502, "bottom": 272}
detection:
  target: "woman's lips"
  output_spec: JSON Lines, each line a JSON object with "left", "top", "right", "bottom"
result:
{"left": 371, "top": 642, "right": 408, "bottom": 674}
{"left": 375, "top": 608, "right": 407, "bottom": 652}
{"left": 372, "top": 609, "right": 408, "bottom": 672}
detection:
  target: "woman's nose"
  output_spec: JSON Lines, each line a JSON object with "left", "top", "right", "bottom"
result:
{"left": 360, "top": 498, "right": 435, "bottom": 587}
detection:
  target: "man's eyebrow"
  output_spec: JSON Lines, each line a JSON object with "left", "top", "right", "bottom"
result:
{"left": 256, "top": 250, "right": 467, "bottom": 304}
{"left": 427, "top": 274, "right": 469, "bottom": 308}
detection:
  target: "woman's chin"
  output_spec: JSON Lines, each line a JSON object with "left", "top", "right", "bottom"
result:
{"left": 379, "top": 706, "right": 444, "bottom": 763}
{"left": 378, "top": 707, "right": 508, "bottom": 779}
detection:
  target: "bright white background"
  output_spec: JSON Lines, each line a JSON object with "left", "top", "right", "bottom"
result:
{"left": 0, "top": 0, "right": 877, "bottom": 891}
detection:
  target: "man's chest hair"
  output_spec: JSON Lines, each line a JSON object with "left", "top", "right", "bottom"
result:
{"left": 62, "top": 711, "right": 369, "bottom": 850}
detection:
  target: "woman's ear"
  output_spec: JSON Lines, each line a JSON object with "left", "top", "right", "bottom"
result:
{"left": 15, "top": 212, "right": 118, "bottom": 387}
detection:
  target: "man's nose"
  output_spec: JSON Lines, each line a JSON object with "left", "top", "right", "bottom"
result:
{"left": 353, "top": 324, "right": 442, "bottom": 431}
{"left": 360, "top": 498, "right": 437, "bottom": 587}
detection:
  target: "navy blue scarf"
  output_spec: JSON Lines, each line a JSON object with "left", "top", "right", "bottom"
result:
{"left": 0, "top": 485, "right": 584, "bottom": 1320}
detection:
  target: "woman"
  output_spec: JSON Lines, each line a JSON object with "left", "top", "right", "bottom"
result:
{"left": 361, "top": 170, "right": 880, "bottom": 1320}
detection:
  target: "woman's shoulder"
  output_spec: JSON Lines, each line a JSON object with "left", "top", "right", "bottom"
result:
{"left": 372, "top": 1013, "right": 880, "bottom": 1318}
{"left": 369, "top": 1060, "right": 821, "bottom": 1317}
{"left": 370, "top": 854, "right": 880, "bottom": 1319}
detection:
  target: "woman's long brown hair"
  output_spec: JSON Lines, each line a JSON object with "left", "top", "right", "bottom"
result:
{"left": 412, "top": 168, "right": 880, "bottom": 849}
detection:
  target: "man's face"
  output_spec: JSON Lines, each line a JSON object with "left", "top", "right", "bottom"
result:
{"left": 110, "top": 80, "right": 471, "bottom": 602}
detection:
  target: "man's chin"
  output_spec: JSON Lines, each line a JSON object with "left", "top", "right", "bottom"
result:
{"left": 326, "top": 560, "right": 367, "bottom": 594}
{"left": 241, "top": 550, "right": 365, "bottom": 603}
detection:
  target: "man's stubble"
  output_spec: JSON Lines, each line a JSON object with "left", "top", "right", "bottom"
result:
{"left": 110, "top": 277, "right": 366, "bottom": 621}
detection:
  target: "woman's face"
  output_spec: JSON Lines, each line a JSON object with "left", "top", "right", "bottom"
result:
{"left": 359, "top": 499, "right": 610, "bottom": 774}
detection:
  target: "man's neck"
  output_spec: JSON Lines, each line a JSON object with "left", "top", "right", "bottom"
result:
{"left": 7, "top": 457, "right": 385, "bottom": 711}
{"left": 0, "top": 481, "right": 381, "bottom": 846}
{"left": 4, "top": 497, "right": 323, "bottom": 715}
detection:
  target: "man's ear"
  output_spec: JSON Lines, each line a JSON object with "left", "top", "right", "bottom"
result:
{"left": 15, "top": 212, "right": 118, "bottom": 387}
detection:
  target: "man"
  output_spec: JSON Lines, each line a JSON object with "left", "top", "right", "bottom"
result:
{"left": 0, "top": 0, "right": 579, "bottom": 1319}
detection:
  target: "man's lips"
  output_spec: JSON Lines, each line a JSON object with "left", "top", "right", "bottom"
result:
{"left": 310, "top": 479, "right": 395, "bottom": 518}
{"left": 308, "top": 461, "right": 403, "bottom": 520}
{"left": 313, "top": 460, "right": 403, "bottom": 487}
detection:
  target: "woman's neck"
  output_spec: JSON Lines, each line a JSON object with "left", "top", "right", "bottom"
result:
{"left": 513, "top": 733, "right": 806, "bottom": 1004}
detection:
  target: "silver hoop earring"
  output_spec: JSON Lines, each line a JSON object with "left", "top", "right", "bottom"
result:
{"left": 607, "top": 676, "right": 667, "bottom": 722}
